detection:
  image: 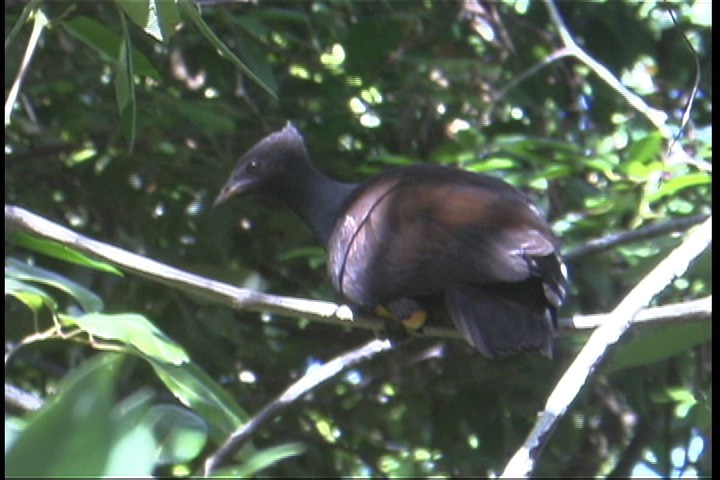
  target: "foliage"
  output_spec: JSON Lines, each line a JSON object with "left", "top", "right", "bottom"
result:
{"left": 5, "top": 0, "right": 711, "bottom": 477}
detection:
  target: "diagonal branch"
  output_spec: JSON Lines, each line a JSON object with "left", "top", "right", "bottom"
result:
{"left": 500, "top": 215, "right": 712, "bottom": 478}
{"left": 542, "top": 0, "right": 669, "bottom": 131}
{"left": 495, "top": 0, "right": 709, "bottom": 172}
{"left": 563, "top": 213, "right": 710, "bottom": 261}
{"left": 203, "top": 338, "right": 394, "bottom": 476}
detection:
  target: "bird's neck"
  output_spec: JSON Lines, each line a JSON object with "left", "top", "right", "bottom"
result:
{"left": 275, "top": 162, "right": 356, "bottom": 245}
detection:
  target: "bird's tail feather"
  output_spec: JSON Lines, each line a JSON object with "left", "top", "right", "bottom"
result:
{"left": 445, "top": 281, "right": 556, "bottom": 358}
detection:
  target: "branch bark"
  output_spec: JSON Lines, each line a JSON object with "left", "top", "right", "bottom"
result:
{"left": 6, "top": 205, "right": 710, "bottom": 342}
{"left": 6, "top": 205, "right": 712, "bottom": 478}
{"left": 203, "top": 338, "right": 394, "bottom": 476}
{"left": 501, "top": 215, "right": 712, "bottom": 478}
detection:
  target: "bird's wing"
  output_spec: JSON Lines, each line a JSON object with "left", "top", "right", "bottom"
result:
{"left": 328, "top": 169, "right": 562, "bottom": 305}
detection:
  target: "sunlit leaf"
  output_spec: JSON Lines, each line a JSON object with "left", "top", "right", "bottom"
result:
{"left": 105, "top": 389, "right": 157, "bottom": 476}
{"left": 117, "top": 0, "right": 181, "bottom": 43}
{"left": 141, "top": 404, "right": 209, "bottom": 465}
{"left": 7, "top": 232, "right": 122, "bottom": 276}
{"left": 62, "top": 312, "right": 190, "bottom": 365}
{"left": 6, "top": 258, "right": 103, "bottom": 313}
{"left": 647, "top": 172, "right": 712, "bottom": 203}
{"left": 5, "top": 277, "right": 56, "bottom": 312}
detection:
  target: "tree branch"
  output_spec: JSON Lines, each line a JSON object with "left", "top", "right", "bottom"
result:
{"left": 5, "top": 383, "right": 44, "bottom": 412}
{"left": 6, "top": 205, "right": 710, "bottom": 342}
{"left": 542, "top": 0, "right": 669, "bottom": 131}
{"left": 500, "top": 215, "right": 712, "bottom": 478}
{"left": 203, "top": 338, "right": 394, "bottom": 476}
{"left": 496, "top": 0, "right": 710, "bottom": 172}
{"left": 563, "top": 213, "right": 710, "bottom": 262}
{"left": 5, "top": 205, "right": 374, "bottom": 331}
{"left": 6, "top": 205, "right": 712, "bottom": 477}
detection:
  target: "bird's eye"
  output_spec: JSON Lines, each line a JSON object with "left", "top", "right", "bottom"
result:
{"left": 246, "top": 160, "right": 259, "bottom": 174}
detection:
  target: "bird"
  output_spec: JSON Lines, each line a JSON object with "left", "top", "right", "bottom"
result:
{"left": 214, "top": 123, "right": 567, "bottom": 358}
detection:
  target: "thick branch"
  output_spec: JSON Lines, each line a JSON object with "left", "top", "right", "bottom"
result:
{"left": 5, "top": 205, "right": 374, "bottom": 331}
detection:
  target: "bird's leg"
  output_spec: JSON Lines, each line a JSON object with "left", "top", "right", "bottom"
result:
{"left": 375, "top": 298, "right": 428, "bottom": 331}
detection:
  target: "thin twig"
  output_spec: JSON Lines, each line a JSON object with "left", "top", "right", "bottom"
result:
{"left": 563, "top": 213, "right": 710, "bottom": 261}
{"left": 542, "top": 0, "right": 668, "bottom": 130}
{"left": 203, "top": 338, "right": 394, "bottom": 476}
{"left": 5, "top": 384, "right": 44, "bottom": 412}
{"left": 558, "top": 295, "right": 711, "bottom": 331}
{"left": 501, "top": 215, "right": 712, "bottom": 478}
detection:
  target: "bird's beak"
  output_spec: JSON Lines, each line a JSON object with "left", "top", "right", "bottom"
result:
{"left": 213, "top": 181, "right": 240, "bottom": 208}
{"left": 213, "top": 172, "right": 260, "bottom": 207}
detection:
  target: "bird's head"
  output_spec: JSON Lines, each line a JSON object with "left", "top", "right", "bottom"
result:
{"left": 213, "top": 122, "right": 309, "bottom": 207}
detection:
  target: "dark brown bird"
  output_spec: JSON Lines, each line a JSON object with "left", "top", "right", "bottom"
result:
{"left": 215, "top": 123, "right": 567, "bottom": 358}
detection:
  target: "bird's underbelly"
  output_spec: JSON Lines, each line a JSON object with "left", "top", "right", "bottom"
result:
{"left": 329, "top": 253, "right": 455, "bottom": 308}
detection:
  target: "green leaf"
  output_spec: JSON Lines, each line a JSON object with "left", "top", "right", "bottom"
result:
{"left": 366, "top": 154, "right": 417, "bottom": 167}
{"left": 116, "top": 21, "right": 137, "bottom": 150}
{"left": 580, "top": 155, "right": 622, "bottom": 181}
{"left": 646, "top": 172, "right": 712, "bottom": 203}
{"left": 116, "top": 0, "right": 181, "bottom": 43}
{"left": 179, "top": 0, "right": 277, "bottom": 99}
{"left": 607, "top": 321, "right": 712, "bottom": 372}
{"left": 626, "top": 131, "right": 664, "bottom": 165}
{"left": 215, "top": 442, "right": 307, "bottom": 477}
{"left": 689, "top": 385, "right": 711, "bottom": 429}
{"left": 233, "top": 33, "right": 278, "bottom": 96}
{"left": 148, "top": 360, "right": 249, "bottom": 445}
{"left": 620, "top": 131, "right": 664, "bottom": 181}
{"left": 62, "top": 312, "right": 190, "bottom": 365}
{"left": 7, "top": 231, "right": 123, "bottom": 275}
{"left": 5, "top": 277, "right": 57, "bottom": 312}
{"left": 62, "top": 16, "right": 160, "bottom": 80}
{"left": 169, "top": 100, "right": 237, "bottom": 134}
{"left": 142, "top": 404, "right": 209, "bottom": 465}
{"left": 6, "top": 353, "right": 124, "bottom": 477}
{"left": 278, "top": 246, "right": 326, "bottom": 268}
{"left": 6, "top": 258, "right": 104, "bottom": 313}
{"left": 155, "top": 0, "right": 182, "bottom": 38}
{"left": 231, "top": 14, "right": 271, "bottom": 42}
{"left": 466, "top": 157, "right": 518, "bottom": 173}
{"left": 104, "top": 389, "right": 158, "bottom": 476}
{"left": 256, "top": 7, "right": 311, "bottom": 24}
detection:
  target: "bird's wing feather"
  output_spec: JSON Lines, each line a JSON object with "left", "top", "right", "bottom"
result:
{"left": 328, "top": 167, "right": 561, "bottom": 306}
